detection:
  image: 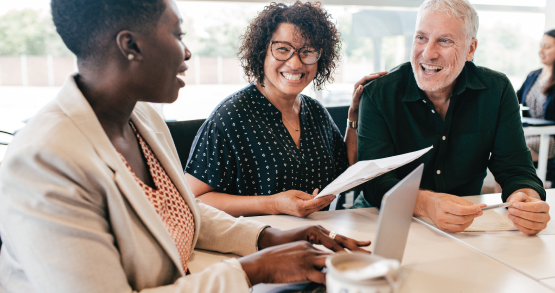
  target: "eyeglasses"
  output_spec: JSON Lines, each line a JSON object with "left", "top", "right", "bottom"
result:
{"left": 270, "top": 41, "right": 322, "bottom": 65}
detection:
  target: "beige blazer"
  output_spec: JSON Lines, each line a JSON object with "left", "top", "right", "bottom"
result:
{"left": 0, "top": 75, "right": 267, "bottom": 293}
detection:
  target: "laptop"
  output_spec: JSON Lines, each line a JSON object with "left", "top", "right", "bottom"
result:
{"left": 251, "top": 164, "right": 424, "bottom": 293}
{"left": 373, "top": 163, "right": 424, "bottom": 262}
{"left": 521, "top": 117, "right": 555, "bottom": 127}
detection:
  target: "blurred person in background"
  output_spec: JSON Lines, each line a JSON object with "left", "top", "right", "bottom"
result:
{"left": 518, "top": 29, "right": 555, "bottom": 162}
{"left": 185, "top": 1, "right": 385, "bottom": 218}
{"left": 0, "top": 0, "right": 372, "bottom": 292}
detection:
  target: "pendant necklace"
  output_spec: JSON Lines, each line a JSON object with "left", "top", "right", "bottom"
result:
{"left": 282, "top": 115, "right": 299, "bottom": 131}
{"left": 262, "top": 86, "right": 300, "bottom": 131}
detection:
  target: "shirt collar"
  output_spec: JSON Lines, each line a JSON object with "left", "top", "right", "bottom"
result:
{"left": 251, "top": 83, "right": 307, "bottom": 120}
{"left": 402, "top": 61, "right": 487, "bottom": 102}
{"left": 250, "top": 84, "right": 282, "bottom": 118}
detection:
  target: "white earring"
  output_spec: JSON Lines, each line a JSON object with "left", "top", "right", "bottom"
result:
{"left": 127, "top": 54, "right": 134, "bottom": 61}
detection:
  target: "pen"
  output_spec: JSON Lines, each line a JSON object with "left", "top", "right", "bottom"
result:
{"left": 481, "top": 202, "right": 513, "bottom": 211}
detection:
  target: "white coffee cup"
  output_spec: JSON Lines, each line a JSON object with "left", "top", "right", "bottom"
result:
{"left": 326, "top": 252, "right": 404, "bottom": 293}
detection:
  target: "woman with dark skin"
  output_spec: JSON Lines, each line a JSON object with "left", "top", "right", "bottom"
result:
{"left": 185, "top": 2, "right": 386, "bottom": 217}
{"left": 0, "top": 0, "right": 370, "bottom": 291}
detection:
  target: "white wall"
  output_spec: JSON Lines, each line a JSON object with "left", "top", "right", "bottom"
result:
{"left": 546, "top": 0, "right": 555, "bottom": 31}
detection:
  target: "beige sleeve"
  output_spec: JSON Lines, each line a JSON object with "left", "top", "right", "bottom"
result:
{"left": 0, "top": 134, "right": 258, "bottom": 293}
{"left": 195, "top": 200, "right": 270, "bottom": 256}
{"left": 140, "top": 261, "right": 251, "bottom": 293}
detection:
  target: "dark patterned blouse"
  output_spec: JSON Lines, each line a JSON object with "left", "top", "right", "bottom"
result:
{"left": 185, "top": 84, "right": 348, "bottom": 196}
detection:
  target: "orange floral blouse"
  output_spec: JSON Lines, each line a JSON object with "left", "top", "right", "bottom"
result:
{"left": 118, "top": 122, "right": 195, "bottom": 273}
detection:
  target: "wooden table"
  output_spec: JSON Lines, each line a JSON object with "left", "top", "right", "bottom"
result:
{"left": 188, "top": 191, "right": 555, "bottom": 292}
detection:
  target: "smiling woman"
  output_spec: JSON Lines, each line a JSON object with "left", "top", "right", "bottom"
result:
{"left": 239, "top": 2, "right": 340, "bottom": 91}
{"left": 184, "top": 1, "right": 386, "bottom": 218}
{"left": 518, "top": 30, "right": 555, "bottom": 162}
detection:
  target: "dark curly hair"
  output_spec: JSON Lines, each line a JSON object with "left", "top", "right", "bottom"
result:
{"left": 238, "top": 1, "right": 341, "bottom": 90}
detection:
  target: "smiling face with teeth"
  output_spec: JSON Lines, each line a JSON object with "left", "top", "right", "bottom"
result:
{"left": 411, "top": 10, "right": 477, "bottom": 95}
{"left": 261, "top": 23, "right": 318, "bottom": 100}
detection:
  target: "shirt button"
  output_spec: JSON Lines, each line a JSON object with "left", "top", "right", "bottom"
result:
{"left": 422, "top": 100, "right": 427, "bottom": 103}
{"left": 442, "top": 136, "right": 446, "bottom": 140}
{"left": 437, "top": 170, "right": 441, "bottom": 175}
{"left": 431, "top": 110, "right": 435, "bottom": 113}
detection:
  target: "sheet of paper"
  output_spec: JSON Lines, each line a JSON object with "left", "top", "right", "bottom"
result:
{"left": 416, "top": 210, "right": 517, "bottom": 232}
{"left": 463, "top": 210, "right": 518, "bottom": 232}
{"left": 315, "top": 146, "right": 433, "bottom": 199}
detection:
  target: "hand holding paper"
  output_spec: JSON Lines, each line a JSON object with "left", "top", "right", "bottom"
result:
{"left": 507, "top": 190, "right": 551, "bottom": 235}
{"left": 271, "top": 190, "right": 335, "bottom": 218}
{"left": 416, "top": 211, "right": 518, "bottom": 232}
{"left": 314, "top": 146, "right": 433, "bottom": 199}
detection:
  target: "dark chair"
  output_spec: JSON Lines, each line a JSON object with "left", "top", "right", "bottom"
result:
{"left": 325, "top": 105, "right": 356, "bottom": 210}
{"left": 165, "top": 119, "right": 206, "bottom": 171}
{"left": 326, "top": 105, "right": 349, "bottom": 137}
{"left": 546, "top": 159, "right": 555, "bottom": 184}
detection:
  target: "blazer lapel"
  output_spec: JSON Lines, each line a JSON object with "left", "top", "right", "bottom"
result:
{"left": 130, "top": 105, "right": 202, "bottom": 248}
{"left": 55, "top": 75, "right": 184, "bottom": 275}
{"left": 523, "top": 70, "right": 541, "bottom": 104}
{"left": 112, "top": 168, "right": 185, "bottom": 275}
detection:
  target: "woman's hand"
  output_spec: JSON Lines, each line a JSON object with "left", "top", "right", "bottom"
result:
{"left": 239, "top": 241, "right": 330, "bottom": 285}
{"left": 345, "top": 71, "right": 388, "bottom": 165}
{"left": 258, "top": 226, "right": 371, "bottom": 253}
{"left": 241, "top": 226, "right": 371, "bottom": 285}
{"left": 349, "top": 71, "right": 388, "bottom": 122}
{"left": 270, "top": 190, "right": 335, "bottom": 218}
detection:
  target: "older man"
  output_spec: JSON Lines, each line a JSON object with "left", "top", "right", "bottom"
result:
{"left": 357, "top": 0, "right": 550, "bottom": 234}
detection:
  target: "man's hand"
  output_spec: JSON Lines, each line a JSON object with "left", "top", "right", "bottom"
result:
{"left": 507, "top": 189, "right": 551, "bottom": 235}
{"left": 270, "top": 190, "right": 335, "bottom": 218}
{"left": 257, "top": 226, "right": 371, "bottom": 253}
{"left": 414, "top": 190, "right": 485, "bottom": 232}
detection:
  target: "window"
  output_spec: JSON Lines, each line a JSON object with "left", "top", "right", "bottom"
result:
{"left": 0, "top": 0, "right": 550, "bottom": 162}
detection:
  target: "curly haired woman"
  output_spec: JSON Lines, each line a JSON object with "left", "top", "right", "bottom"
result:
{"left": 185, "top": 1, "right": 386, "bottom": 217}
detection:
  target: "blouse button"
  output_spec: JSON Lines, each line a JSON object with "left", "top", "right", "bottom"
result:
{"left": 442, "top": 136, "right": 446, "bottom": 140}
{"left": 431, "top": 110, "right": 435, "bottom": 114}
{"left": 436, "top": 170, "right": 441, "bottom": 175}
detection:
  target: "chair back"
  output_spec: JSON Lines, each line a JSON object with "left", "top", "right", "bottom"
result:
{"left": 326, "top": 106, "right": 349, "bottom": 137}
{"left": 166, "top": 119, "right": 206, "bottom": 171}
{"left": 0, "top": 130, "right": 14, "bottom": 146}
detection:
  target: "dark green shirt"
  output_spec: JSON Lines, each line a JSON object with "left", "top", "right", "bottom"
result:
{"left": 358, "top": 61, "right": 546, "bottom": 207}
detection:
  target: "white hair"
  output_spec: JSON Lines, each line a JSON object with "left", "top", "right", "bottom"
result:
{"left": 417, "top": 0, "right": 479, "bottom": 40}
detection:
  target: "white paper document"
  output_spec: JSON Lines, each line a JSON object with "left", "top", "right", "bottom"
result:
{"left": 314, "top": 146, "right": 433, "bottom": 199}
{"left": 463, "top": 210, "right": 518, "bottom": 232}
{"left": 416, "top": 210, "right": 518, "bottom": 232}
